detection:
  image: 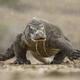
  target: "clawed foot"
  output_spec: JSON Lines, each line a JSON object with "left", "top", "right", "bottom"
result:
{"left": 50, "top": 60, "right": 62, "bottom": 64}
{"left": 13, "top": 59, "right": 31, "bottom": 64}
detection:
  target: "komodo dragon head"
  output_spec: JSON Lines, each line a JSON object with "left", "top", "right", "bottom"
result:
{"left": 24, "top": 19, "right": 46, "bottom": 42}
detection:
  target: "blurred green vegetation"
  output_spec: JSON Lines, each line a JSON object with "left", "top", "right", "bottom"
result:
{"left": 0, "top": 0, "right": 19, "bottom": 5}
{"left": 0, "top": 0, "right": 26, "bottom": 12}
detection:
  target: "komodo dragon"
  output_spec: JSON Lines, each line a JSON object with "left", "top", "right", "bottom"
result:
{"left": 0, "top": 18, "right": 80, "bottom": 64}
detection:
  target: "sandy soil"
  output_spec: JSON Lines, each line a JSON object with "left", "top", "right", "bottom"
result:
{"left": 0, "top": 59, "right": 80, "bottom": 80}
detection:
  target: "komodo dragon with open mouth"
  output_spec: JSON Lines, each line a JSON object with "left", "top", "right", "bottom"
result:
{"left": 0, "top": 18, "right": 80, "bottom": 64}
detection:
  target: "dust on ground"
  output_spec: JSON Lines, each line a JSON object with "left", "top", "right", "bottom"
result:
{"left": 0, "top": 59, "right": 80, "bottom": 80}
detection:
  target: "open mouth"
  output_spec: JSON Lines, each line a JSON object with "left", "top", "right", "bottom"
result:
{"left": 35, "top": 37, "right": 46, "bottom": 40}
{"left": 32, "top": 37, "right": 46, "bottom": 41}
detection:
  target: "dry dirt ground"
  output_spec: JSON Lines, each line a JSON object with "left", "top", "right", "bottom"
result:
{"left": 0, "top": 0, "right": 80, "bottom": 80}
{"left": 0, "top": 59, "right": 80, "bottom": 80}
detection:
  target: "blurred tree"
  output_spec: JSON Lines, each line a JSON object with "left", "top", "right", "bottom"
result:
{"left": 0, "top": 0, "right": 26, "bottom": 12}
{"left": 0, "top": 0, "right": 19, "bottom": 5}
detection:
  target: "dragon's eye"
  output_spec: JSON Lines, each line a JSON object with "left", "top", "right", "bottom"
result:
{"left": 29, "top": 26, "right": 37, "bottom": 33}
{"left": 39, "top": 24, "right": 44, "bottom": 27}
{"left": 30, "top": 26, "right": 36, "bottom": 30}
{"left": 40, "top": 27, "right": 44, "bottom": 30}
{"left": 39, "top": 24, "right": 44, "bottom": 30}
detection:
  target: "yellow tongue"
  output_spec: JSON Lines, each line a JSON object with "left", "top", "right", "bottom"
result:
{"left": 35, "top": 41, "right": 60, "bottom": 57}
{"left": 35, "top": 41, "right": 49, "bottom": 57}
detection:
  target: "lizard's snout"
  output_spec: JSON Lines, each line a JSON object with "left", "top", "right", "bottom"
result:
{"left": 32, "top": 30, "right": 46, "bottom": 41}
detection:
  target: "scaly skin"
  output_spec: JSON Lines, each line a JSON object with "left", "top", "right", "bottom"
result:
{"left": 0, "top": 18, "right": 80, "bottom": 64}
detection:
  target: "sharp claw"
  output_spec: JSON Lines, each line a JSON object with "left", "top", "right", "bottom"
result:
{"left": 13, "top": 59, "right": 31, "bottom": 64}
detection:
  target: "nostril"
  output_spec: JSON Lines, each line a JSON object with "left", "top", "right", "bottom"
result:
{"left": 36, "top": 33, "right": 43, "bottom": 37}
{"left": 35, "top": 30, "right": 46, "bottom": 38}
{"left": 35, "top": 33, "right": 39, "bottom": 37}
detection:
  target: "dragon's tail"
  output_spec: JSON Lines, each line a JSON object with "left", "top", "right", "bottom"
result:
{"left": 0, "top": 45, "right": 15, "bottom": 61}
{"left": 68, "top": 49, "right": 80, "bottom": 61}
